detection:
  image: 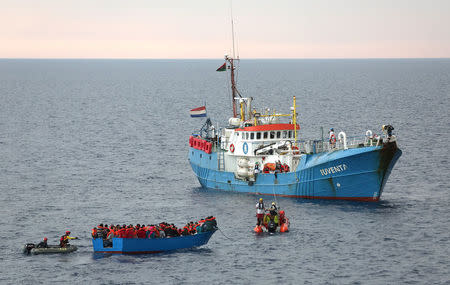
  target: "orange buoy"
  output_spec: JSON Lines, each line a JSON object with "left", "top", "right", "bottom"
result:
{"left": 254, "top": 225, "right": 263, "bottom": 233}
{"left": 280, "top": 223, "right": 289, "bottom": 232}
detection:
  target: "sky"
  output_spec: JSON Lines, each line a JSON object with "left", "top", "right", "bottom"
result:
{"left": 1, "top": 0, "right": 449, "bottom": 58}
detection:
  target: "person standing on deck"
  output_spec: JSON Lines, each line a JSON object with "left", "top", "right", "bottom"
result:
{"left": 254, "top": 162, "right": 260, "bottom": 179}
{"left": 256, "top": 198, "right": 266, "bottom": 226}
{"left": 329, "top": 128, "right": 337, "bottom": 148}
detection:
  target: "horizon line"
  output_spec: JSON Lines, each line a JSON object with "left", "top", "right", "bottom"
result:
{"left": 1, "top": 57, "right": 449, "bottom": 60}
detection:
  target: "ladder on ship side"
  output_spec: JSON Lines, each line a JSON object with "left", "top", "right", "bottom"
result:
{"left": 218, "top": 151, "right": 225, "bottom": 171}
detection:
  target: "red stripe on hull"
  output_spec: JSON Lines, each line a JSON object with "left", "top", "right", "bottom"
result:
{"left": 253, "top": 192, "right": 380, "bottom": 202}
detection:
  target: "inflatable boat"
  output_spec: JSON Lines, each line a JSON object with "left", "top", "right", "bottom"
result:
{"left": 23, "top": 244, "right": 78, "bottom": 255}
{"left": 254, "top": 210, "right": 290, "bottom": 233}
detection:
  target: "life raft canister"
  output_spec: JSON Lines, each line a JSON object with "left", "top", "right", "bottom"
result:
{"left": 204, "top": 142, "right": 212, "bottom": 154}
{"left": 229, "top": 144, "right": 235, "bottom": 153}
{"left": 193, "top": 138, "right": 198, "bottom": 149}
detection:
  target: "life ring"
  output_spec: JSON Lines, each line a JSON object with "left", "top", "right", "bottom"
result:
{"left": 229, "top": 144, "right": 235, "bottom": 153}
{"left": 330, "top": 134, "right": 336, "bottom": 144}
{"left": 292, "top": 146, "right": 299, "bottom": 155}
{"left": 243, "top": 142, "right": 248, "bottom": 154}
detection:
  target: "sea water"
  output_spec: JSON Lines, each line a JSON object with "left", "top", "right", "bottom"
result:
{"left": 0, "top": 59, "right": 449, "bottom": 284}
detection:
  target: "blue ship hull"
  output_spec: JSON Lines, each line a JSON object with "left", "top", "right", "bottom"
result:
{"left": 189, "top": 142, "right": 401, "bottom": 201}
{"left": 92, "top": 231, "right": 216, "bottom": 254}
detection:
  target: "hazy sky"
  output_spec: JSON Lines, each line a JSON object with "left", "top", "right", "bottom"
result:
{"left": 1, "top": 0, "right": 449, "bottom": 58}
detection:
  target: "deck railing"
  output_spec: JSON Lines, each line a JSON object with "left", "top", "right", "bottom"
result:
{"left": 206, "top": 133, "right": 391, "bottom": 155}
{"left": 296, "top": 135, "right": 391, "bottom": 154}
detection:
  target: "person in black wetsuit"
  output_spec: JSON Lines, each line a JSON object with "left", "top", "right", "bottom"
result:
{"left": 36, "top": 237, "right": 48, "bottom": 248}
{"left": 268, "top": 202, "right": 278, "bottom": 216}
{"left": 382, "top": 125, "right": 395, "bottom": 141}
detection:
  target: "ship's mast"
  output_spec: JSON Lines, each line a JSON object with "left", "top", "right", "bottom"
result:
{"left": 227, "top": 0, "right": 239, "bottom": 118}
{"left": 226, "top": 55, "right": 238, "bottom": 117}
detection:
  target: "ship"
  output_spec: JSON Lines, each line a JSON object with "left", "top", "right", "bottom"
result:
{"left": 187, "top": 53, "right": 402, "bottom": 202}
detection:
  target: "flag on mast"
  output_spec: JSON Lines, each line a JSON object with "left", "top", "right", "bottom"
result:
{"left": 190, "top": 106, "right": 207, "bottom": 117}
{"left": 216, "top": 62, "right": 226, "bottom": 72}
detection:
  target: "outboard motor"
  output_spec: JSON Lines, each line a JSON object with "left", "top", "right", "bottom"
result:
{"left": 23, "top": 243, "right": 35, "bottom": 254}
{"left": 267, "top": 221, "right": 277, "bottom": 233}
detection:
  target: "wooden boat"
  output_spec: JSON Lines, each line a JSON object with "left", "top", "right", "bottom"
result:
{"left": 92, "top": 230, "right": 216, "bottom": 254}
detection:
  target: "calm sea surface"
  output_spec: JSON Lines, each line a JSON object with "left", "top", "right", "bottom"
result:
{"left": 0, "top": 59, "right": 449, "bottom": 284}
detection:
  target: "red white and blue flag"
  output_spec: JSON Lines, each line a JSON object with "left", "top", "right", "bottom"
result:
{"left": 190, "top": 106, "right": 207, "bottom": 117}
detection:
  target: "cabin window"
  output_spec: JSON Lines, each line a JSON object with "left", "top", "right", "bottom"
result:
{"left": 288, "top": 131, "right": 292, "bottom": 138}
{"left": 250, "top": 133, "right": 255, "bottom": 140}
{"left": 209, "top": 156, "right": 211, "bottom": 160}
{"left": 282, "top": 131, "right": 287, "bottom": 138}
{"left": 276, "top": 131, "right": 281, "bottom": 138}
{"left": 263, "top": 132, "right": 268, "bottom": 139}
{"left": 236, "top": 132, "right": 239, "bottom": 136}
{"left": 246, "top": 133, "right": 249, "bottom": 140}
{"left": 200, "top": 154, "right": 203, "bottom": 158}
{"left": 270, "top": 131, "right": 275, "bottom": 139}
{"left": 256, "top": 132, "right": 261, "bottom": 140}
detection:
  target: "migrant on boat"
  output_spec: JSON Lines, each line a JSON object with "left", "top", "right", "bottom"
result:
{"left": 92, "top": 217, "right": 217, "bottom": 254}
